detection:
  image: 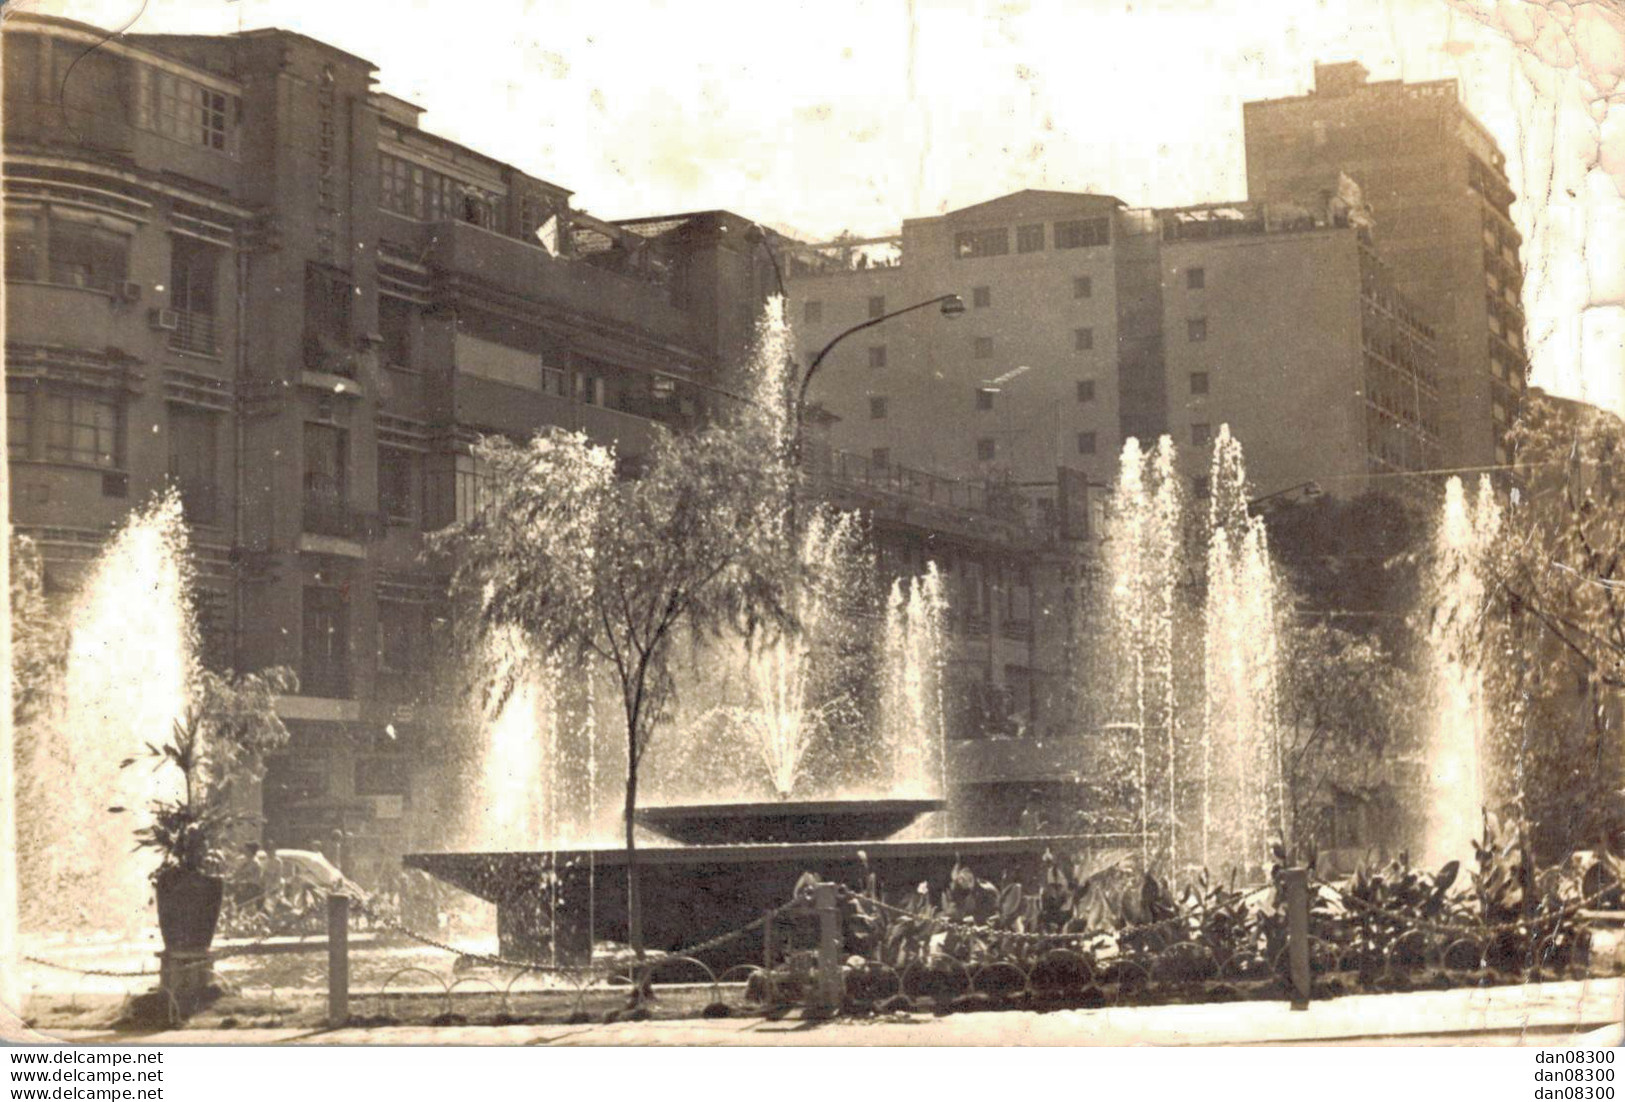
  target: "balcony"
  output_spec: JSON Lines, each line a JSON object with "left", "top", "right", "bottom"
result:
{"left": 301, "top": 486, "right": 377, "bottom": 542}
{"left": 167, "top": 309, "right": 221, "bottom": 358}
{"left": 427, "top": 219, "right": 701, "bottom": 350}
{"left": 1000, "top": 618, "right": 1032, "bottom": 642}
{"left": 303, "top": 330, "right": 358, "bottom": 378}
{"left": 296, "top": 662, "right": 352, "bottom": 703}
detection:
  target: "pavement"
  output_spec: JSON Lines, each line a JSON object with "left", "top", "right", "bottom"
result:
{"left": 8, "top": 977, "right": 1623, "bottom": 1047}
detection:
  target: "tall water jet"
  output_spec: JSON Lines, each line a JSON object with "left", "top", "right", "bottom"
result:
{"left": 1201, "top": 426, "right": 1286, "bottom": 877}
{"left": 741, "top": 507, "right": 867, "bottom": 797}
{"left": 1423, "top": 475, "right": 1501, "bottom": 864}
{"left": 17, "top": 493, "right": 195, "bottom": 932}
{"left": 1103, "top": 437, "right": 1183, "bottom": 871}
{"left": 883, "top": 563, "right": 948, "bottom": 799}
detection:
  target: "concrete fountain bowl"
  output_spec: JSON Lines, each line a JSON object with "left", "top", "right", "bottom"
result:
{"left": 633, "top": 797, "right": 946, "bottom": 845}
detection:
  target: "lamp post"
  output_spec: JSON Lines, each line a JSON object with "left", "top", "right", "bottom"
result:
{"left": 791, "top": 293, "right": 966, "bottom": 468}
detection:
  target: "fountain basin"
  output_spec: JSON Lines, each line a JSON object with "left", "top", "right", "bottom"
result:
{"left": 407, "top": 833, "right": 1126, "bottom": 968}
{"left": 633, "top": 797, "right": 945, "bottom": 845}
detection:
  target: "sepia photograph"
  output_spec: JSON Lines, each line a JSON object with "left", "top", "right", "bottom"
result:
{"left": 1, "top": 0, "right": 1624, "bottom": 1069}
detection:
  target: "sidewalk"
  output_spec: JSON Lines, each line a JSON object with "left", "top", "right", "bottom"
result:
{"left": 14, "top": 977, "right": 1623, "bottom": 1047}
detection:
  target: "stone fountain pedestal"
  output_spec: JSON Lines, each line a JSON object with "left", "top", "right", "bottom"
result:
{"left": 408, "top": 799, "right": 1122, "bottom": 968}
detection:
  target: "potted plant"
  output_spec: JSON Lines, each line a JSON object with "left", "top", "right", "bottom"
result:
{"left": 113, "top": 668, "right": 295, "bottom": 954}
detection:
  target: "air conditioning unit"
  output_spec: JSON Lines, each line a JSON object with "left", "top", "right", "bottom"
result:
{"left": 118, "top": 281, "right": 143, "bottom": 303}
{"left": 148, "top": 307, "right": 179, "bottom": 331}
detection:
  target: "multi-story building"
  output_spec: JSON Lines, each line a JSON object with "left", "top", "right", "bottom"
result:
{"left": 1243, "top": 61, "right": 1527, "bottom": 473}
{"left": 4, "top": 13, "right": 1074, "bottom": 881}
{"left": 786, "top": 185, "right": 1440, "bottom": 504}
{"left": 2, "top": 13, "right": 783, "bottom": 883}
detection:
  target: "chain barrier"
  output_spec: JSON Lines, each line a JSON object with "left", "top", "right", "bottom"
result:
{"left": 838, "top": 885, "right": 1196, "bottom": 952}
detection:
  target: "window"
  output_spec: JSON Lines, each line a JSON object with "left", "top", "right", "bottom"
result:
{"left": 973, "top": 286, "right": 992, "bottom": 308}
{"left": 871, "top": 447, "right": 889, "bottom": 469}
{"left": 169, "top": 237, "right": 220, "bottom": 354}
{"left": 167, "top": 406, "right": 218, "bottom": 524}
{"left": 868, "top": 296, "right": 886, "bottom": 319}
{"left": 976, "top": 389, "right": 995, "bottom": 411}
{"left": 977, "top": 438, "right": 997, "bottom": 461}
{"left": 378, "top": 447, "right": 418, "bottom": 523}
{"left": 379, "top": 297, "right": 417, "bottom": 369}
{"left": 1192, "top": 475, "right": 1211, "bottom": 499}
{"left": 803, "top": 300, "right": 823, "bottom": 324}
{"left": 1073, "top": 276, "right": 1092, "bottom": 299}
{"left": 1054, "top": 217, "right": 1110, "bottom": 249}
{"left": 1190, "top": 372, "right": 1209, "bottom": 396}
{"left": 453, "top": 453, "right": 489, "bottom": 524}
{"left": 869, "top": 396, "right": 888, "bottom": 420}
{"left": 1187, "top": 267, "right": 1206, "bottom": 290}
{"left": 1077, "top": 432, "right": 1097, "bottom": 456}
{"left": 1191, "top": 422, "right": 1211, "bottom": 448}
{"left": 974, "top": 337, "right": 994, "bottom": 360}
{"left": 301, "top": 587, "right": 350, "bottom": 698}
{"left": 302, "top": 423, "right": 348, "bottom": 501}
{"left": 8, "top": 391, "right": 30, "bottom": 461}
{"left": 44, "top": 393, "right": 119, "bottom": 468}
{"left": 1187, "top": 317, "right": 1208, "bottom": 342}
{"left": 955, "top": 227, "right": 1010, "bottom": 259}
{"left": 574, "top": 372, "right": 605, "bottom": 406}
{"left": 1016, "top": 223, "right": 1045, "bottom": 253}
{"left": 5, "top": 210, "right": 39, "bottom": 282}
{"left": 138, "top": 67, "right": 234, "bottom": 152}
{"left": 868, "top": 346, "right": 887, "bottom": 369}
{"left": 376, "top": 601, "right": 422, "bottom": 676}
{"left": 47, "top": 216, "right": 129, "bottom": 293}
{"left": 378, "top": 153, "right": 484, "bottom": 224}
{"left": 304, "top": 264, "right": 353, "bottom": 342}
{"left": 1076, "top": 379, "right": 1096, "bottom": 403}
{"left": 1074, "top": 328, "right": 1094, "bottom": 351}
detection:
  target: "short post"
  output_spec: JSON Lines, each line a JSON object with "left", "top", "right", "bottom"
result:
{"left": 811, "top": 882, "right": 842, "bottom": 1018}
{"left": 1284, "top": 866, "right": 1310, "bottom": 1010}
{"left": 327, "top": 892, "right": 349, "bottom": 1027}
{"left": 762, "top": 907, "right": 777, "bottom": 1004}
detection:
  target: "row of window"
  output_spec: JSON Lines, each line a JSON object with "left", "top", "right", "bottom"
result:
{"left": 867, "top": 369, "right": 1211, "bottom": 422}
{"left": 955, "top": 217, "right": 1112, "bottom": 259}
{"left": 300, "top": 584, "right": 446, "bottom": 700}
{"left": 378, "top": 153, "right": 499, "bottom": 227}
{"left": 802, "top": 274, "right": 1098, "bottom": 327}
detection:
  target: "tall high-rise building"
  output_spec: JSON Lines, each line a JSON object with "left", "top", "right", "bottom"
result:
{"left": 1244, "top": 61, "right": 1527, "bottom": 473}
{"left": 787, "top": 186, "right": 1439, "bottom": 505}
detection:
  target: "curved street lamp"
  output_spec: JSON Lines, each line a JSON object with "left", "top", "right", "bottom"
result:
{"left": 792, "top": 293, "right": 966, "bottom": 463}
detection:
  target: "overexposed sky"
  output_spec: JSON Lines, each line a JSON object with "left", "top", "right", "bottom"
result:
{"left": 16, "top": 0, "right": 1625, "bottom": 412}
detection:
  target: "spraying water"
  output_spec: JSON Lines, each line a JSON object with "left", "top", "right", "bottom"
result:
{"left": 1423, "top": 475, "right": 1501, "bottom": 864}
{"left": 16, "top": 493, "right": 194, "bottom": 933}
{"left": 882, "top": 564, "right": 949, "bottom": 799}
{"left": 1102, "top": 426, "right": 1286, "bottom": 881}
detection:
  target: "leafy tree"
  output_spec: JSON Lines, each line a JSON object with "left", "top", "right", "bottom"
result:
{"left": 1278, "top": 622, "right": 1414, "bottom": 855}
{"left": 1473, "top": 393, "right": 1625, "bottom": 858}
{"left": 437, "top": 410, "right": 795, "bottom": 962}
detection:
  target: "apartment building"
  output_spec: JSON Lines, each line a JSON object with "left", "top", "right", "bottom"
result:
{"left": 787, "top": 184, "right": 1439, "bottom": 505}
{"left": 4, "top": 13, "right": 1074, "bottom": 880}
{"left": 2, "top": 13, "right": 784, "bottom": 882}
{"left": 1244, "top": 61, "right": 1527, "bottom": 473}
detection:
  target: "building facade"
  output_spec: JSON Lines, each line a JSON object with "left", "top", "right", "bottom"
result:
{"left": 1243, "top": 61, "right": 1528, "bottom": 474}
{"left": 786, "top": 184, "right": 1440, "bottom": 505}
{"left": 4, "top": 13, "right": 1073, "bottom": 882}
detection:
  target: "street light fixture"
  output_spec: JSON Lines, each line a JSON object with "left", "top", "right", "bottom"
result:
{"left": 795, "top": 293, "right": 966, "bottom": 431}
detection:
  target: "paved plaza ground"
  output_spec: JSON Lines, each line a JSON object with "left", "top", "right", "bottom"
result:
{"left": 11, "top": 977, "right": 1622, "bottom": 1047}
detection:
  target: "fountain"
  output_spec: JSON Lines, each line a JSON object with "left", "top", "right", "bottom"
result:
{"left": 15, "top": 493, "right": 195, "bottom": 935}
{"left": 1100, "top": 426, "right": 1287, "bottom": 882}
{"left": 406, "top": 302, "right": 1102, "bottom": 966}
{"left": 1422, "top": 475, "right": 1501, "bottom": 865}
